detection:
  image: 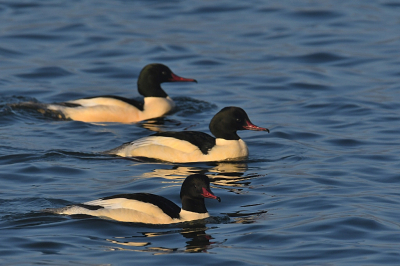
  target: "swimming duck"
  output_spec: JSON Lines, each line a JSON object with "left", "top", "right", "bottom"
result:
{"left": 15, "top": 63, "right": 197, "bottom": 123}
{"left": 49, "top": 174, "right": 220, "bottom": 224}
{"left": 106, "top": 106, "right": 269, "bottom": 162}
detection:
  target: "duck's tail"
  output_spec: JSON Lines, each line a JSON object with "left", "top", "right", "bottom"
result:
{"left": 9, "top": 102, "right": 69, "bottom": 120}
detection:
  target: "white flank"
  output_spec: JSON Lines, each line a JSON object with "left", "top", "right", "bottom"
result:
{"left": 58, "top": 198, "right": 176, "bottom": 224}
{"left": 110, "top": 137, "right": 249, "bottom": 163}
{"left": 47, "top": 96, "right": 175, "bottom": 123}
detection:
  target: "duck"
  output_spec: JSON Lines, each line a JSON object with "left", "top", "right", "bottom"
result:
{"left": 14, "top": 63, "right": 197, "bottom": 123}
{"left": 48, "top": 174, "right": 221, "bottom": 224}
{"left": 105, "top": 106, "right": 269, "bottom": 162}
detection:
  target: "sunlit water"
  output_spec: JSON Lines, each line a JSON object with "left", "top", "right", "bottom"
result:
{"left": 1, "top": 0, "right": 400, "bottom": 265}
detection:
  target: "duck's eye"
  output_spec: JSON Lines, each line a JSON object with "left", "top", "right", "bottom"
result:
{"left": 161, "top": 71, "right": 167, "bottom": 75}
{"left": 236, "top": 118, "right": 242, "bottom": 122}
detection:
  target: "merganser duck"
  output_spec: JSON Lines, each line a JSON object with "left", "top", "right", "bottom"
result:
{"left": 15, "top": 63, "right": 197, "bottom": 123}
{"left": 105, "top": 106, "right": 269, "bottom": 162}
{"left": 49, "top": 174, "right": 221, "bottom": 224}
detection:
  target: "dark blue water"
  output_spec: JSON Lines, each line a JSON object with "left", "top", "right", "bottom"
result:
{"left": 1, "top": 0, "right": 400, "bottom": 265}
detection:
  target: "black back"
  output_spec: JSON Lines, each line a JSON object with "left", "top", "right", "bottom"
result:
{"left": 76, "top": 203, "right": 104, "bottom": 210}
{"left": 82, "top": 95, "right": 144, "bottom": 111}
{"left": 56, "top": 102, "right": 82, "bottom": 108}
{"left": 101, "top": 193, "right": 181, "bottom": 219}
{"left": 151, "top": 131, "right": 216, "bottom": 155}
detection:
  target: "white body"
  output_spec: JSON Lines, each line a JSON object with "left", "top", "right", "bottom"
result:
{"left": 110, "top": 137, "right": 249, "bottom": 163}
{"left": 47, "top": 97, "right": 175, "bottom": 123}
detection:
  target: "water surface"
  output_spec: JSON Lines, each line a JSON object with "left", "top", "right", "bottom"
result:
{"left": 1, "top": 0, "right": 400, "bottom": 265}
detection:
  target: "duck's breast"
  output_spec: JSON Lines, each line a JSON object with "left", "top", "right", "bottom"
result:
{"left": 141, "top": 96, "right": 175, "bottom": 120}
{"left": 178, "top": 209, "right": 210, "bottom": 222}
{"left": 205, "top": 138, "right": 249, "bottom": 161}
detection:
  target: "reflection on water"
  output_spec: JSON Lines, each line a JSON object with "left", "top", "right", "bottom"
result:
{"left": 105, "top": 226, "right": 220, "bottom": 254}
{"left": 139, "top": 117, "right": 182, "bottom": 132}
{"left": 180, "top": 227, "right": 215, "bottom": 253}
{"left": 106, "top": 239, "right": 149, "bottom": 247}
{"left": 226, "top": 206, "right": 269, "bottom": 224}
{"left": 140, "top": 162, "right": 253, "bottom": 188}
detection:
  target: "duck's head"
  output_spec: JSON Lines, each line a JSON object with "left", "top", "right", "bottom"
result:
{"left": 180, "top": 174, "right": 221, "bottom": 202}
{"left": 209, "top": 106, "right": 269, "bottom": 140}
{"left": 138, "top": 63, "right": 197, "bottom": 97}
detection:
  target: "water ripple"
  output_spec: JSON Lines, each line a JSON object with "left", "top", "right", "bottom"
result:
{"left": 5, "top": 33, "right": 69, "bottom": 41}
{"left": 288, "top": 52, "right": 347, "bottom": 64}
{"left": 288, "top": 9, "right": 343, "bottom": 20}
{"left": 16, "top": 67, "right": 73, "bottom": 79}
{"left": 192, "top": 5, "right": 249, "bottom": 14}
{"left": 0, "top": 46, "right": 24, "bottom": 56}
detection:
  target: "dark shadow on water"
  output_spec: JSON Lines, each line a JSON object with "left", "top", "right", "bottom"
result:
{"left": 172, "top": 96, "right": 218, "bottom": 117}
{"left": 16, "top": 66, "right": 73, "bottom": 79}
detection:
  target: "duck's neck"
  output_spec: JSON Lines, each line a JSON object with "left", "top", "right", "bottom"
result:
{"left": 137, "top": 80, "right": 168, "bottom": 98}
{"left": 210, "top": 129, "right": 240, "bottom": 140}
{"left": 181, "top": 197, "right": 208, "bottom": 214}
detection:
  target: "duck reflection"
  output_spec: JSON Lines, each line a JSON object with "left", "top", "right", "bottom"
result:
{"left": 179, "top": 225, "right": 218, "bottom": 253}
{"left": 226, "top": 208, "right": 269, "bottom": 224}
{"left": 140, "top": 162, "right": 251, "bottom": 188}
{"left": 139, "top": 117, "right": 182, "bottom": 132}
{"left": 105, "top": 225, "right": 219, "bottom": 253}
